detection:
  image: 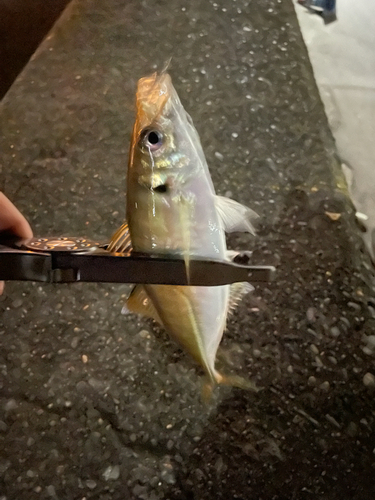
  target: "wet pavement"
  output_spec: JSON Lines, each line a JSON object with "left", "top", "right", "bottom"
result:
{"left": 0, "top": 0, "right": 375, "bottom": 499}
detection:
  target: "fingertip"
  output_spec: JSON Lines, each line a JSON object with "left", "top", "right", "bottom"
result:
{"left": 0, "top": 192, "right": 33, "bottom": 239}
{"left": 17, "top": 218, "right": 33, "bottom": 239}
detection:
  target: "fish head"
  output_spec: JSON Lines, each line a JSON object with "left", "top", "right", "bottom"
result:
{"left": 128, "top": 72, "right": 205, "bottom": 193}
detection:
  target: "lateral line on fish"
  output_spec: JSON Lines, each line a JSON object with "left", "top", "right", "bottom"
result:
{"left": 178, "top": 194, "right": 192, "bottom": 284}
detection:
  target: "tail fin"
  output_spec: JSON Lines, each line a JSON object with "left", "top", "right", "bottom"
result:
{"left": 201, "top": 371, "right": 260, "bottom": 402}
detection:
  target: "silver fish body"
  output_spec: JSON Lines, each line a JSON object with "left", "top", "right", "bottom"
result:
{"left": 113, "top": 72, "right": 257, "bottom": 388}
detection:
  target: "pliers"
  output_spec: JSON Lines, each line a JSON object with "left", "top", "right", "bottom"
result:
{"left": 0, "top": 236, "right": 275, "bottom": 286}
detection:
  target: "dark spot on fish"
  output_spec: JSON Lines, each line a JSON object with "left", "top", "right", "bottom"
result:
{"left": 153, "top": 183, "right": 169, "bottom": 193}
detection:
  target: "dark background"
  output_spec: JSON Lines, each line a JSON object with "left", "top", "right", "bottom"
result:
{"left": 0, "top": 0, "right": 70, "bottom": 99}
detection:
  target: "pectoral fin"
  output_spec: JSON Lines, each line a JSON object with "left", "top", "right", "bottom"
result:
{"left": 215, "top": 195, "right": 258, "bottom": 235}
{"left": 122, "top": 285, "right": 162, "bottom": 325}
{"left": 108, "top": 222, "right": 132, "bottom": 254}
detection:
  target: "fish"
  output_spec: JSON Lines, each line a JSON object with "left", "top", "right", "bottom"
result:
{"left": 109, "top": 72, "right": 258, "bottom": 394}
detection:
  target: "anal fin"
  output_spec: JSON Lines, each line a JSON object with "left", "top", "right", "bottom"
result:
{"left": 227, "top": 281, "right": 254, "bottom": 316}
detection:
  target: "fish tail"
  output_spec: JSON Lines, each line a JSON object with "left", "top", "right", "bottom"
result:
{"left": 218, "top": 373, "right": 260, "bottom": 392}
{"left": 201, "top": 371, "right": 260, "bottom": 402}
{"left": 201, "top": 380, "right": 215, "bottom": 403}
{"left": 200, "top": 368, "right": 221, "bottom": 403}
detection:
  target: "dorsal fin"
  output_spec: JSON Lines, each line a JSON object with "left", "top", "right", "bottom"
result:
{"left": 160, "top": 57, "right": 172, "bottom": 75}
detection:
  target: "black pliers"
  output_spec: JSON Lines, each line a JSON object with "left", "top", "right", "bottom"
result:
{"left": 0, "top": 236, "right": 275, "bottom": 286}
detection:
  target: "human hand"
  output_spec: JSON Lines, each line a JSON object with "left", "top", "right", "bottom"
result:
{"left": 0, "top": 192, "right": 33, "bottom": 294}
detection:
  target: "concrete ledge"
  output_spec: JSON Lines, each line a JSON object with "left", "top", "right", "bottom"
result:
{"left": 294, "top": 0, "right": 375, "bottom": 259}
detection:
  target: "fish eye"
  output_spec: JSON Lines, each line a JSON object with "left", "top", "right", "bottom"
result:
{"left": 140, "top": 128, "right": 164, "bottom": 152}
{"left": 147, "top": 131, "right": 161, "bottom": 145}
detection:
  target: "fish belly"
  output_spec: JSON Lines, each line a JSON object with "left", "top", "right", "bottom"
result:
{"left": 144, "top": 284, "right": 229, "bottom": 381}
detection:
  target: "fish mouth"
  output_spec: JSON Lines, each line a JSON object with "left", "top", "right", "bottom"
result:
{"left": 136, "top": 72, "right": 173, "bottom": 129}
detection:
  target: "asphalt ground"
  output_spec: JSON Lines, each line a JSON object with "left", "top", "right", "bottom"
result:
{"left": 0, "top": 0, "right": 374, "bottom": 499}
